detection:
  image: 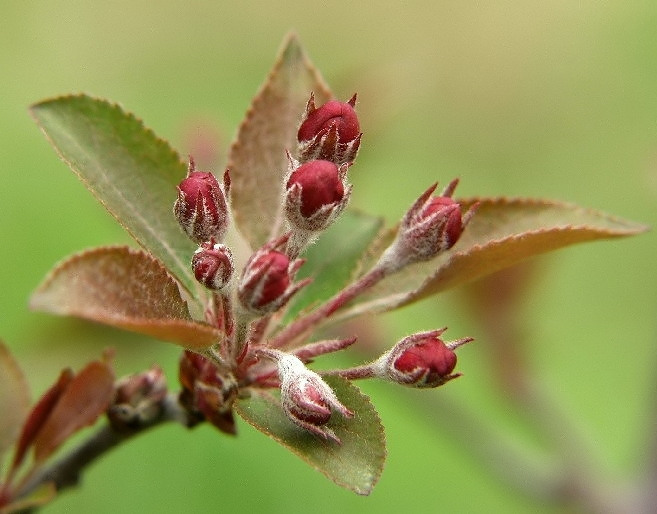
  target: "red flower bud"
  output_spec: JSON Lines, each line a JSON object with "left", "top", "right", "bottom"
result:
{"left": 178, "top": 351, "right": 237, "bottom": 434}
{"left": 378, "top": 179, "right": 477, "bottom": 272}
{"left": 192, "top": 242, "right": 234, "bottom": 290}
{"left": 237, "top": 235, "right": 309, "bottom": 314}
{"left": 296, "top": 93, "right": 361, "bottom": 165}
{"left": 174, "top": 157, "right": 230, "bottom": 244}
{"left": 376, "top": 329, "right": 473, "bottom": 388}
{"left": 259, "top": 349, "right": 353, "bottom": 443}
{"left": 285, "top": 159, "right": 351, "bottom": 231}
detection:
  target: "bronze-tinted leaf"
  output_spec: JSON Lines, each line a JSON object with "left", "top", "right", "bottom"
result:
{"left": 235, "top": 376, "right": 386, "bottom": 495}
{"left": 337, "top": 197, "right": 648, "bottom": 318}
{"left": 10, "top": 369, "right": 74, "bottom": 473}
{"left": 33, "top": 360, "right": 115, "bottom": 462}
{"left": 0, "top": 342, "right": 31, "bottom": 462}
{"left": 227, "top": 33, "right": 332, "bottom": 250}
{"left": 30, "top": 95, "right": 200, "bottom": 299}
{"left": 1, "top": 482, "right": 57, "bottom": 513}
{"left": 30, "top": 246, "right": 220, "bottom": 350}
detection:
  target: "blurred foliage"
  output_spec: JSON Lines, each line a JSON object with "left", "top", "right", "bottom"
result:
{"left": 2, "top": 1, "right": 656, "bottom": 513}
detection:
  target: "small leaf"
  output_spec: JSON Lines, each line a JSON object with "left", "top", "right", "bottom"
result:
{"left": 31, "top": 246, "right": 221, "bottom": 350}
{"left": 11, "top": 369, "right": 74, "bottom": 473}
{"left": 33, "top": 359, "right": 114, "bottom": 462}
{"left": 0, "top": 342, "right": 31, "bottom": 463}
{"left": 30, "top": 95, "right": 200, "bottom": 298}
{"left": 1, "top": 482, "right": 57, "bottom": 513}
{"left": 339, "top": 197, "right": 648, "bottom": 317}
{"left": 286, "top": 210, "right": 384, "bottom": 320}
{"left": 235, "top": 376, "right": 386, "bottom": 495}
{"left": 228, "top": 33, "right": 333, "bottom": 250}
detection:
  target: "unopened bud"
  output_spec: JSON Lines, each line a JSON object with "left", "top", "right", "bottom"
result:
{"left": 178, "top": 351, "right": 237, "bottom": 434}
{"left": 109, "top": 365, "right": 167, "bottom": 428}
{"left": 375, "top": 329, "right": 472, "bottom": 388}
{"left": 297, "top": 93, "right": 361, "bottom": 165}
{"left": 378, "top": 179, "right": 477, "bottom": 272}
{"left": 192, "top": 242, "right": 234, "bottom": 290}
{"left": 237, "top": 235, "right": 309, "bottom": 315}
{"left": 285, "top": 159, "right": 351, "bottom": 231}
{"left": 174, "top": 157, "right": 230, "bottom": 243}
{"left": 259, "top": 349, "right": 353, "bottom": 443}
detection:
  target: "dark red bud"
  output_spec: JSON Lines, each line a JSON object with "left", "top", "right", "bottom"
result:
{"left": 178, "top": 351, "right": 237, "bottom": 434}
{"left": 298, "top": 98, "right": 360, "bottom": 144}
{"left": 192, "top": 242, "right": 234, "bottom": 290}
{"left": 287, "top": 160, "right": 344, "bottom": 217}
{"left": 240, "top": 251, "right": 290, "bottom": 310}
{"left": 174, "top": 158, "right": 229, "bottom": 244}
{"left": 378, "top": 329, "right": 472, "bottom": 388}
{"left": 296, "top": 94, "right": 361, "bottom": 165}
{"left": 393, "top": 337, "right": 457, "bottom": 384}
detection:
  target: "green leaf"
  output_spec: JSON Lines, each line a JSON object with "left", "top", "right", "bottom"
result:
{"left": 30, "top": 95, "right": 200, "bottom": 299}
{"left": 227, "top": 33, "right": 333, "bottom": 250}
{"left": 235, "top": 376, "right": 386, "bottom": 495}
{"left": 30, "top": 246, "right": 221, "bottom": 350}
{"left": 286, "top": 209, "right": 384, "bottom": 320}
{"left": 0, "top": 342, "right": 31, "bottom": 463}
{"left": 338, "top": 197, "right": 648, "bottom": 318}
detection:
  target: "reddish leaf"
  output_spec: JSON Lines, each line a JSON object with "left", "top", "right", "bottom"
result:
{"left": 338, "top": 197, "right": 648, "bottom": 318}
{"left": 30, "top": 246, "right": 221, "bottom": 350}
{"left": 1, "top": 482, "right": 57, "bottom": 513}
{"left": 30, "top": 95, "right": 200, "bottom": 299}
{"left": 228, "top": 33, "right": 332, "bottom": 250}
{"left": 33, "top": 359, "right": 115, "bottom": 462}
{"left": 11, "top": 369, "right": 74, "bottom": 472}
{"left": 0, "top": 342, "right": 30, "bottom": 463}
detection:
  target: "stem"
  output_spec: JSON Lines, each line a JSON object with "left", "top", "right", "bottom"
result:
{"left": 269, "top": 265, "right": 387, "bottom": 348}
{"left": 14, "top": 394, "right": 192, "bottom": 510}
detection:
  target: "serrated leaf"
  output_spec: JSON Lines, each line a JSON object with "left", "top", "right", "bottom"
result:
{"left": 30, "top": 95, "right": 200, "bottom": 299}
{"left": 0, "top": 342, "right": 31, "bottom": 463}
{"left": 228, "top": 33, "right": 332, "bottom": 250}
{"left": 338, "top": 197, "right": 648, "bottom": 317}
{"left": 286, "top": 210, "right": 384, "bottom": 320}
{"left": 33, "top": 359, "right": 114, "bottom": 462}
{"left": 235, "top": 376, "right": 386, "bottom": 495}
{"left": 30, "top": 246, "right": 220, "bottom": 350}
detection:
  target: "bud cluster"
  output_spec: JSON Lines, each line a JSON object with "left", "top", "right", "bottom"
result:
{"left": 172, "top": 93, "right": 475, "bottom": 444}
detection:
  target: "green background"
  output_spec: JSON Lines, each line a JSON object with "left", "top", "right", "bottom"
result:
{"left": 2, "top": 1, "right": 656, "bottom": 512}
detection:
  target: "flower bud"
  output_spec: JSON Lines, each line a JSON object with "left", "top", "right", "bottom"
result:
{"left": 378, "top": 179, "right": 477, "bottom": 272}
{"left": 174, "top": 157, "right": 230, "bottom": 244}
{"left": 237, "top": 235, "right": 309, "bottom": 315}
{"left": 297, "top": 93, "right": 361, "bottom": 165}
{"left": 108, "top": 365, "right": 167, "bottom": 429}
{"left": 178, "top": 350, "right": 237, "bottom": 434}
{"left": 192, "top": 242, "right": 234, "bottom": 290}
{"left": 285, "top": 159, "right": 351, "bottom": 231}
{"left": 375, "top": 329, "right": 473, "bottom": 388}
{"left": 258, "top": 349, "right": 353, "bottom": 443}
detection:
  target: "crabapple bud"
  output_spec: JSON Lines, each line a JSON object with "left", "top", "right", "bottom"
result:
{"left": 108, "top": 365, "right": 167, "bottom": 429}
{"left": 178, "top": 351, "right": 237, "bottom": 434}
{"left": 375, "top": 329, "right": 473, "bottom": 388}
{"left": 297, "top": 93, "right": 361, "bottom": 165}
{"left": 258, "top": 349, "right": 353, "bottom": 443}
{"left": 237, "top": 236, "right": 309, "bottom": 315}
{"left": 285, "top": 159, "right": 351, "bottom": 231}
{"left": 378, "top": 179, "right": 477, "bottom": 272}
{"left": 192, "top": 242, "right": 233, "bottom": 290}
{"left": 174, "top": 157, "right": 230, "bottom": 244}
